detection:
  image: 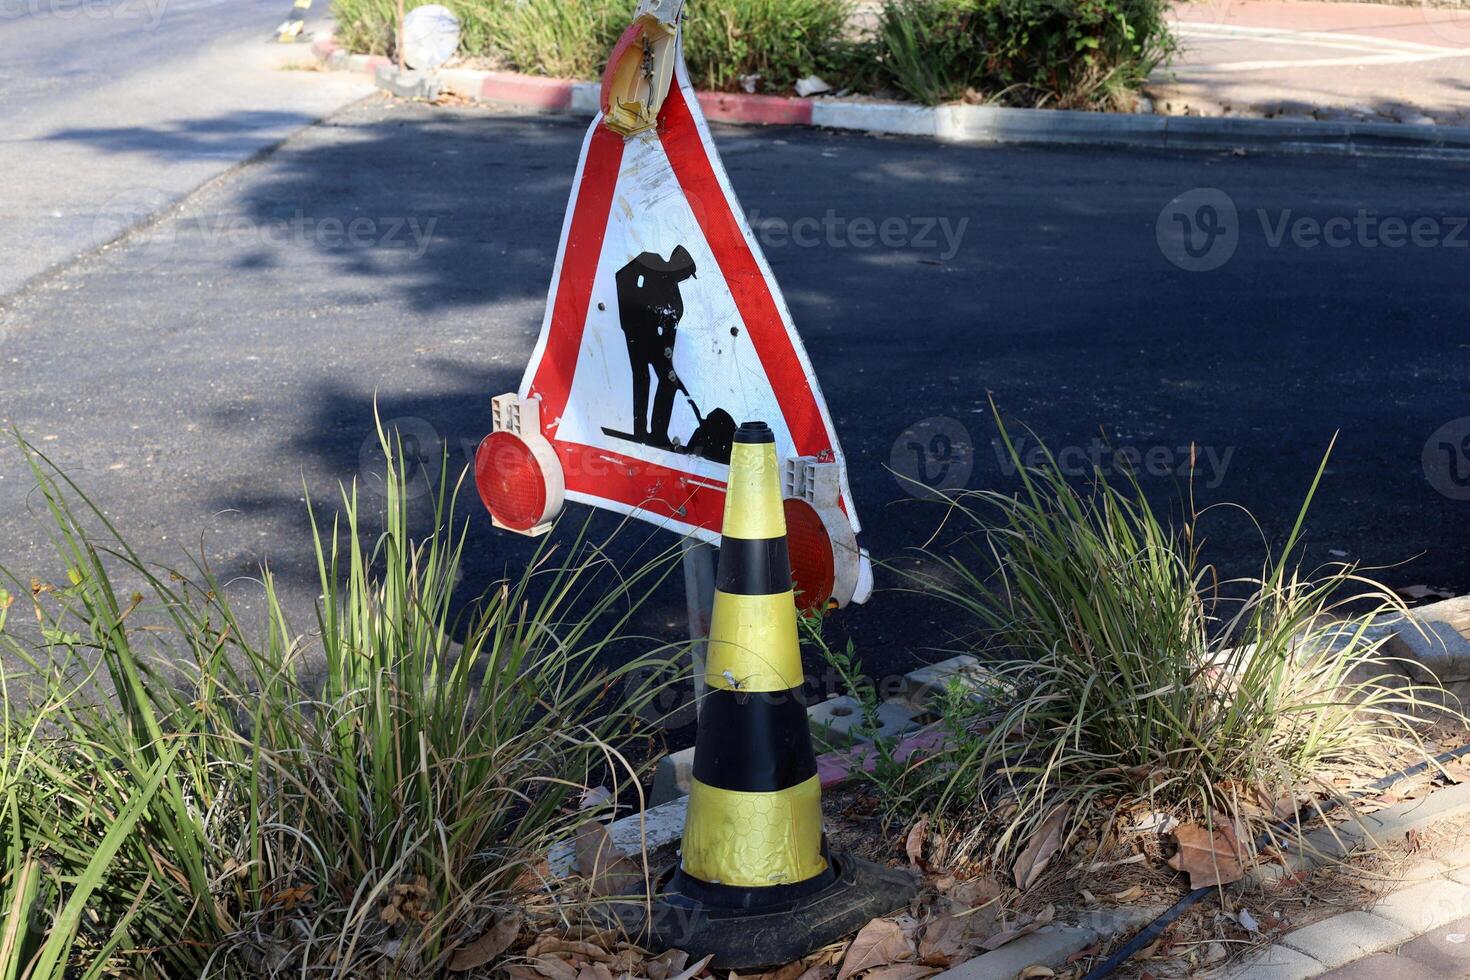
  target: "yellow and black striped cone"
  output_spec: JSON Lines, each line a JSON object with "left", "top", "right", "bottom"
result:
{"left": 650, "top": 421, "right": 916, "bottom": 969}
{"left": 675, "top": 420, "right": 830, "bottom": 900}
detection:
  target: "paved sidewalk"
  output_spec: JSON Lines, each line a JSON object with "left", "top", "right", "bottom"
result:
{"left": 1151, "top": 0, "right": 1470, "bottom": 123}
{"left": 1317, "top": 916, "right": 1470, "bottom": 979}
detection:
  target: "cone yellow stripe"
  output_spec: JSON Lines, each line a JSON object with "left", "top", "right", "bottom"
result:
{"left": 681, "top": 775, "right": 827, "bottom": 887}
{"left": 722, "top": 441, "right": 786, "bottom": 541}
{"left": 705, "top": 589, "right": 802, "bottom": 693}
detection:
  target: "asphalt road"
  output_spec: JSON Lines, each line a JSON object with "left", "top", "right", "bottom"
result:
{"left": 0, "top": 0, "right": 370, "bottom": 299}
{"left": 2, "top": 98, "right": 1469, "bottom": 697}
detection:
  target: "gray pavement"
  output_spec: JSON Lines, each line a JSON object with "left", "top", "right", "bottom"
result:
{"left": 0, "top": 0, "right": 371, "bottom": 301}
{"left": 3, "top": 98, "right": 1470, "bottom": 690}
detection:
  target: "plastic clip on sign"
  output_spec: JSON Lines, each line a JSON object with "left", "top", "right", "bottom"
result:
{"left": 473, "top": 0, "right": 871, "bottom": 610}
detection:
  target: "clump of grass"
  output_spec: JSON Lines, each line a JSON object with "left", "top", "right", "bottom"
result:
{"left": 871, "top": 0, "right": 1174, "bottom": 108}
{"left": 332, "top": 0, "right": 854, "bottom": 94}
{"left": 681, "top": 0, "right": 852, "bottom": 94}
{"left": 0, "top": 427, "right": 681, "bottom": 976}
{"left": 901, "top": 416, "right": 1457, "bottom": 869}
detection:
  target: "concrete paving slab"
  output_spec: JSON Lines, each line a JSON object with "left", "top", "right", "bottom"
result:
{"left": 1370, "top": 879, "right": 1470, "bottom": 933}
{"left": 1281, "top": 911, "right": 1413, "bottom": 969}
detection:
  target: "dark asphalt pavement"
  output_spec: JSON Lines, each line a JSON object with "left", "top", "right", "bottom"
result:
{"left": 2, "top": 99, "right": 1469, "bottom": 691}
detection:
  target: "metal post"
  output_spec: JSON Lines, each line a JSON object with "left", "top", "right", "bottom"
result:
{"left": 680, "top": 537, "right": 715, "bottom": 713}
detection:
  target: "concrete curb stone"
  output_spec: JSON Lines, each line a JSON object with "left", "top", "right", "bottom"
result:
{"left": 1217, "top": 946, "right": 1325, "bottom": 980}
{"left": 277, "top": 38, "right": 1470, "bottom": 161}
{"left": 1279, "top": 910, "right": 1415, "bottom": 970}
{"left": 931, "top": 905, "right": 1167, "bottom": 980}
{"left": 1370, "top": 878, "right": 1470, "bottom": 933}
{"left": 1246, "top": 780, "right": 1470, "bottom": 886}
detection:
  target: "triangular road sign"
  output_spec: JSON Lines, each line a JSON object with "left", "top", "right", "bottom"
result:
{"left": 477, "top": 4, "right": 867, "bottom": 606}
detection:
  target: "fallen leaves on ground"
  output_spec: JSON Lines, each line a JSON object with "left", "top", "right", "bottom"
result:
{"left": 905, "top": 817, "right": 930, "bottom": 870}
{"left": 1166, "top": 822, "right": 1245, "bottom": 889}
{"left": 1013, "top": 805, "right": 1070, "bottom": 891}
{"left": 449, "top": 911, "right": 522, "bottom": 971}
{"left": 380, "top": 876, "right": 432, "bottom": 926}
{"left": 917, "top": 913, "right": 967, "bottom": 966}
{"left": 573, "top": 821, "right": 645, "bottom": 897}
{"left": 980, "top": 905, "right": 1054, "bottom": 952}
{"left": 836, "top": 919, "right": 914, "bottom": 980}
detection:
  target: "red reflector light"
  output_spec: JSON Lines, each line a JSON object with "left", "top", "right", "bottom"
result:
{"left": 783, "top": 498, "right": 836, "bottom": 613}
{"left": 476, "top": 432, "right": 548, "bottom": 533}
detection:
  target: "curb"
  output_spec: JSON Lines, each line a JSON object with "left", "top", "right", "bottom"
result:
{"left": 938, "top": 781, "right": 1470, "bottom": 980}
{"left": 279, "top": 39, "right": 1470, "bottom": 161}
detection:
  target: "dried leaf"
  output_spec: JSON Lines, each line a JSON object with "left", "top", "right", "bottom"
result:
{"left": 758, "top": 962, "right": 810, "bottom": 980}
{"left": 505, "top": 967, "right": 543, "bottom": 980}
{"left": 1109, "top": 885, "right": 1145, "bottom": 903}
{"left": 862, "top": 967, "right": 935, "bottom": 980}
{"left": 1017, "top": 968, "right": 1054, "bottom": 978}
{"left": 532, "top": 940, "right": 614, "bottom": 963}
{"left": 917, "top": 914, "right": 966, "bottom": 967}
{"left": 836, "top": 919, "right": 912, "bottom": 980}
{"left": 1066, "top": 944, "right": 1101, "bottom": 964}
{"left": 668, "top": 953, "right": 715, "bottom": 980}
{"left": 449, "top": 912, "right": 522, "bottom": 971}
{"left": 948, "top": 876, "right": 1004, "bottom": 910}
{"left": 531, "top": 956, "right": 580, "bottom": 980}
{"left": 980, "top": 905, "right": 1054, "bottom": 952}
{"left": 1166, "top": 822, "right": 1244, "bottom": 889}
{"left": 905, "top": 817, "right": 930, "bottom": 870}
{"left": 648, "top": 949, "right": 691, "bottom": 980}
{"left": 574, "top": 822, "right": 644, "bottom": 897}
{"left": 1012, "top": 805, "right": 1069, "bottom": 891}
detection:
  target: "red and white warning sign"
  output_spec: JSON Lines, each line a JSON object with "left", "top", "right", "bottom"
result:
{"left": 477, "top": 0, "right": 869, "bottom": 607}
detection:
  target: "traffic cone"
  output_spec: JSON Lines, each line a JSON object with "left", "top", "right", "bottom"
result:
{"left": 650, "top": 422, "right": 916, "bottom": 969}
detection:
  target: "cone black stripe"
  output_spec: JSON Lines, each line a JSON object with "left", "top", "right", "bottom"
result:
{"left": 716, "top": 536, "right": 792, "bottom": 596}
{"left": 692, "top": 688, "right": 815, "bottom": 793}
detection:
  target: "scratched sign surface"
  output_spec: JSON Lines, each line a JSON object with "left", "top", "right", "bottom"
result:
{"left": 519, "top": 43, "right": 858, "bottom": 545}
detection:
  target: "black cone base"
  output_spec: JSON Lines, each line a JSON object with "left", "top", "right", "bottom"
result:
{"left": 647, "top": 850, "right": 919, "bottom": 971}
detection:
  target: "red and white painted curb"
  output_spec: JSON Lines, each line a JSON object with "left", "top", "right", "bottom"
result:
{"left": 281, "top": 37, "right": 1470, "bottom": 159}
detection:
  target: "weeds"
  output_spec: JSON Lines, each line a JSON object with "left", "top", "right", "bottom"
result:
{"left": 871, "top": 0, "right": 1174, "bottom": 108}
{"left": 330, "top": 0, "right": 1169, "bottom": 106}
{"left": 0, "top": 428, "right": 681, "bottom": 977}
{"left": 900, "top": 415, "right": 1458, "bottom": 871}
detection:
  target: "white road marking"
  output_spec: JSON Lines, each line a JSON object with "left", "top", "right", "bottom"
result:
{"left": 1178, "top": 21, "right": 1464, "bottom": 55}
{"left": 1172, "top": 21, "right": 1470, "bottom": 73}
